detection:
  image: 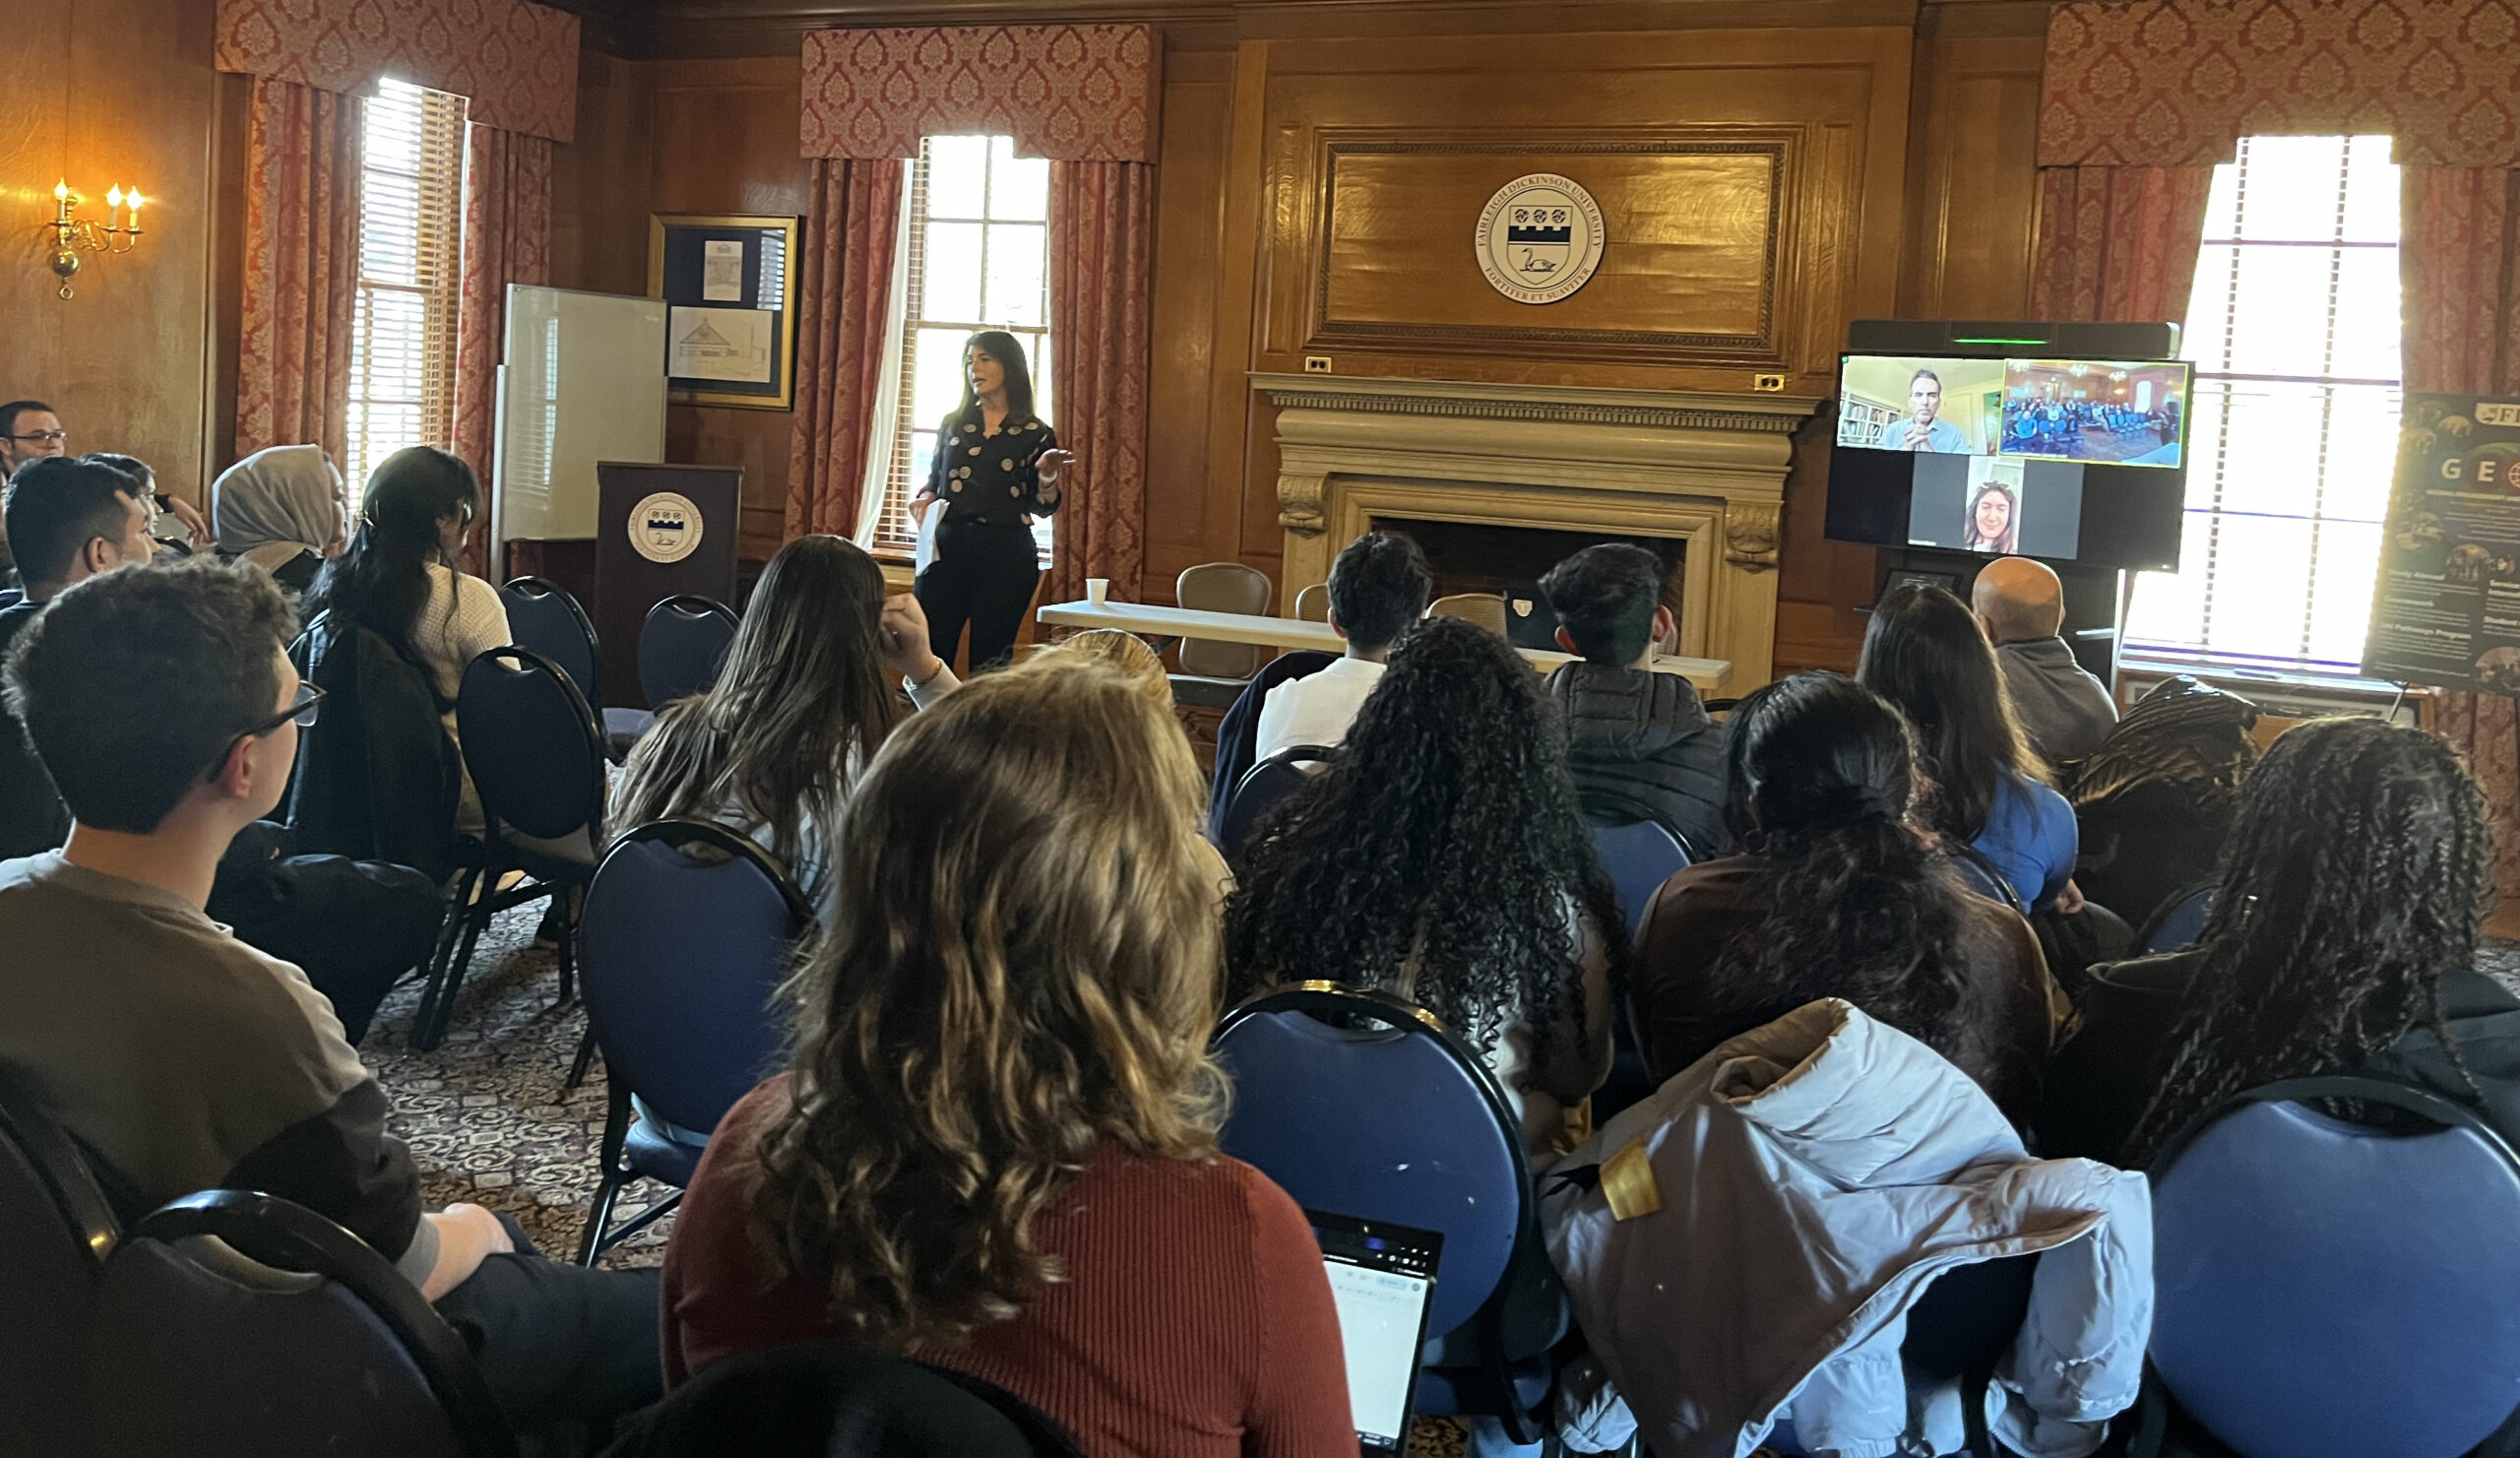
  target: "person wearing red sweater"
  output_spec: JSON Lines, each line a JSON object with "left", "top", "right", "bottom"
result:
{"left": 661, "top": 660, "right": 1354, "bottom": 1457}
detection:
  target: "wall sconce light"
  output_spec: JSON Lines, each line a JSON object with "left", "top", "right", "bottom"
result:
{"left": 44, "top": 180, "right": 145, "bottom": 299}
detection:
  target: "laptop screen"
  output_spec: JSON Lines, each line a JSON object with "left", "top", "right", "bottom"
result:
{"left": 1308, "top": 1211, "right": 1443, "bottom": 1454}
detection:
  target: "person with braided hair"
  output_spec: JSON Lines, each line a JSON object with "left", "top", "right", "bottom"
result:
{"left": 1631, "top": 672, "right": 2063, "bottom": 1124}
{"left": 1225, "top": 612, "right": 1623, "bottom": 1158}
{"left": 2041, "top": 716, "right": 2520, "bottom": 1166}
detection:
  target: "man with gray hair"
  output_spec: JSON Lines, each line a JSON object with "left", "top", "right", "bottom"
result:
{"left": 1974, "top": 555, "right": 2117, "bottom": 763}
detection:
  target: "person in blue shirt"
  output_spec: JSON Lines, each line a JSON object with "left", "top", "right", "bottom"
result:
{"left": 1857, "top": 581, "right": 2080, "bottom": 914}
{"left": 1874, "top": 368, "right": 1973, "bottom": 453}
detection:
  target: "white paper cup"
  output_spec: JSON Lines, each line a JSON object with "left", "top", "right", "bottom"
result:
{"left": 1086, "top": 577, "right": 1110, "bottom": 604}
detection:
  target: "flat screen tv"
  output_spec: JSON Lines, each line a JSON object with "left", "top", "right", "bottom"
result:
{"left": 1824, "top": 352, "right": 2193, "bottom": 573}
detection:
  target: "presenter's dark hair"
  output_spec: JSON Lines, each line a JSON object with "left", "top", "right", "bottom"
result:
{"left": 1856, "top": 581, "right": 2047, "bottom": 843}
{"left": 3, "top": 455, "right": 144, "bottom": 590}
{"left": 1325, "top": 530, "right": 1433, "bottom": 651}
{"left": 305, "top": 446, "right": 479, "bottom": 671}
{"left": 1542, "top": 542, "right": 1664, "bottom": 666}
{"left": 7, "top": 556, "right": 295, "bottom": 833}
{"left": 2124, "top": 718, "right": 2488, "bottom": 1166}
{"left": 1911, "top": 368, "right": 1942, "bottom": 390}
{"left": 951, "top": 331, "right": 1037, "bottom": 425}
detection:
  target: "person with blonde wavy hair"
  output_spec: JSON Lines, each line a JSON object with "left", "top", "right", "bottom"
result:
{"left": 659, "top": 664, "right": 1353, "bottom": 1454}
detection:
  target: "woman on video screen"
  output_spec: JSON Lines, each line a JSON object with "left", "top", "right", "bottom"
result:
{"left": 1963, "top": 480, "right": 2020, "bottom": 555}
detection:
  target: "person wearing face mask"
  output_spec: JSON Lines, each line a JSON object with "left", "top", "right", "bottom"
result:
{"left": 909, "top": 331, "right": 1075, "bottom": 673}
{"left": 215, "top": 444, "right": 351, "bottom": 593}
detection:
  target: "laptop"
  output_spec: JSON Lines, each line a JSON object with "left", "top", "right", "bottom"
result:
{"left": 1308, "top": 1211, "right": 1444, "bottom": 1455}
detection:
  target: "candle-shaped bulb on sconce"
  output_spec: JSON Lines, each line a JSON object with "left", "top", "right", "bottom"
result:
{"left": 53, "top": 179, "right": 68, "bottom": 202}
{"left": 105, "top": 186, "right": 123, "bottom": 222}
{"left": 126, "top": 190, "right": 142, "bottom": 221}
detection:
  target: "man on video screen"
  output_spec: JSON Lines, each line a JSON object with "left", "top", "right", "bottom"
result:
{"left": 1879, "top": 369, "right": 1972, "bottom": 453}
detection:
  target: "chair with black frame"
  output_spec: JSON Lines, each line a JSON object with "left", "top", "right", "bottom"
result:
{"left": 1205, "top": 650, "right": 1336, "bottom": 845}
{"left": 2136, "top": 1075, "right": 2520, "bottom": 1458}
{"left": 574, "top": 818, "right": 813, "bottom": 1266}
{"left": 87, "top": 1187, "right": 515, "bottom": 1458}
{"left": 0, "top": 1073, "right": 119, "bottom": 1457}
{"left": 499, "top": 576, "right": 654, "bottom": 757}
{"left": 410, "top": 646, "right": 607, "bottom": 1052}
{"left": 287, "top": 609, "right": 466, "bottom": 885}
{"left": 600, "top": 1341, "right": 1086, "bottom": 1458}
{"left": 1585, "top": 816, "right": 1693, "bottom": 941}
{"left": 1218, "top": 743, "right": 1337, "bottom": 870}
{"left": 2133, "top": 881, "right": 2215, "bottom": 958}
{"left": 637, "top": 595, "right": 739, "bottom": 711}
{"left": 1212, "top": 983, "right": 1568, "bottom": 1446}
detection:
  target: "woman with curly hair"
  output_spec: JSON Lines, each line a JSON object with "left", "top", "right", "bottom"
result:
{"left": 2042, "top": 717, "right": 2520, "bottom": 1166}
{"left": 1858, "top": 581, "right": 2079, "bottom": 912}
{"left": 1225, "top": 612, "right": 1622, "bottom": 1156}
{"left": 1631, "top": 672, "right": 2061, "bottom": 1122}
{"left": 660, "top": 664, "right": 1353, "bottom": 1453}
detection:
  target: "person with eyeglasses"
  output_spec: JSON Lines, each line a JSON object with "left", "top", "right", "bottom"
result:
{"left": 0, "top": 557, "right": 663, "bottom": 1440}
{"left": 0, "top": 403, "right": 212, "bottom": 548}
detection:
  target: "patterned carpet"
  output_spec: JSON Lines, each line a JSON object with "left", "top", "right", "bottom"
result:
{"left": 363, "top": 902, "right": 672, "bottom": 1266}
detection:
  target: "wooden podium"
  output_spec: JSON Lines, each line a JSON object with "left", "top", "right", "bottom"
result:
{"left": 595, "top": 463, "right": 742, "bottom": 706}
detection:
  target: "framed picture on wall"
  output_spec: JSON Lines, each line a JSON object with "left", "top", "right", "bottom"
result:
{"left": 648, "top": 213, "right": 801, "bottom": 411}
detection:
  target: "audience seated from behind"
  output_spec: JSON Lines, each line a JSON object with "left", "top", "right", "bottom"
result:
{"left": 1251, "top": 529, "right": 1431, "bottom": 762}
{"left": 0, "top": 558, "right": 661, "bottom": 1436}
{"left": 1228, "top": 613, "right": 1621, "bottom": 1157}
{"left": 215, "top": 443, "right": 348, "bottom": 592}
{"left": 0, "top": 400, "right": 211, "bottom": 548}
{"left": 1973, "top": 557, "right": 2117, "bottom": 766}
{"left": 1859, "top": 582, "right": 2081, "bottom": 914}
{"left": 2041, "top": 716, "right": 2520, "bottom": 1165}
{"left": 1538, "top": 541, "right": 1725, "bottom": 854}
{"left": 0, "top": 456, "right": 155, "bottom": 857}
{"left": 1632, "top": 672, "right": 2062, "bottom": 1124}
{"left": 0, "top": 458, "right": 437, "bottom": 1043}
{"left": 661, "top": 664, "right": 1354, "bottom": 1454}
{"left": 81, "top": 453, "right": 191, "bottom": 558}
{"left": 613, "top": 535, "right": 954, "bottom": 920}
{"left": 305, "top": 446, "right": 509, "bottom": 827}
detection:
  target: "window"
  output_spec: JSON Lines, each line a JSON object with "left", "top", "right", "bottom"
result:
{"left": 346, "top": 78, "right": 465, "bottom": 505}
{"left": 2123, "top": 134, "right": 2403, "bottom": 675}
{"left": 868, "top": 136, "right": 1054, "bottom": 558}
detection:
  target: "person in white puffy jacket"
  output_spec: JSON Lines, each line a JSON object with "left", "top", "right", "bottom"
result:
{"left": 1545, "top": 997, "right": 2152, "bottom": 1458}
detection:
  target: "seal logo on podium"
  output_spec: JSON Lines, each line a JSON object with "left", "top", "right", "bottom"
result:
{"left": 1474, "top": 173, "right": 1606, "bottom": 305}
{"left": 629, "top": 490, "right": 704, "bottom": 565}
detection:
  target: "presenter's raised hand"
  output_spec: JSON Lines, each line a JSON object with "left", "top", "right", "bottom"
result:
{"left": 879, "top": 593, "right": 947, "bottom": 685}
{"left": 1036, "top": 448, "right": 1076, "bottom": 481}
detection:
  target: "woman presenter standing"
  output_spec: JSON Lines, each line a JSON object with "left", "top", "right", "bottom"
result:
{"left": 911, "top": 331, "right": 1073, "bottom": 672}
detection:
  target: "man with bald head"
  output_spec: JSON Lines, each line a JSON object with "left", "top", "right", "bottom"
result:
{"left": 1973, "top": 556, "right": 2117, "bottom": 763}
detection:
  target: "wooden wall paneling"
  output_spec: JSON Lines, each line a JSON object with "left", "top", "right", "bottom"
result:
{"left": 550, "top": 49, "right": 659, "bottom": 299}
{"left": 644, "top": 56, "right": 813, "bottom": 564}
{"left": 1140, "top": 48, "right": 1235, "bottom": 602}
{"left": 0, "top": 0, "right": 219, "bottom": 497}
{"left": 1898, "top": 22, "right": 2047, "bottom": 318}
{"left": 205, "top": 71, "right": 253, "bottom": 479}
{"left": 1219, "top": 41, "right": 1283, "bottom": 598}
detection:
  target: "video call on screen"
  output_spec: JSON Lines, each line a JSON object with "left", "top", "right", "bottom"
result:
{"left": 1827, "top": 353, "right": 2192, "bottom": 574}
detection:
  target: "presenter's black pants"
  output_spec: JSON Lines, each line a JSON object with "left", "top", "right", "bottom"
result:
{"left": 918, "top": 518, "right": 1040, "bottom": 673}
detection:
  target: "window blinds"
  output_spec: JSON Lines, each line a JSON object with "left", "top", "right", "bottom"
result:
{"left": 346, "top": 78, "right": 464, "bottom": 505}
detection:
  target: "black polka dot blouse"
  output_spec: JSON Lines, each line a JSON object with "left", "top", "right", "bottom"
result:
{"left": 925, "top": 412, "right": 1063, "bottom": 526}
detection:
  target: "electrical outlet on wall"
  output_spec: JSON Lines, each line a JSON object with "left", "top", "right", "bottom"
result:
{"left": 1753, "top": 373, "right": 1788, "bottom": 393}
{"left": 1304, "top": 355, "right": 1333, "bottom": 374}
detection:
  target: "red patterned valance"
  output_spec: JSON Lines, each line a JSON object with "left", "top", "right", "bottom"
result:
{"left": 2041, "top": 0, "right": 2520, "bottom": 167}
{"left": 800, "top": 26, "right": 1161, "bottom": 162}
{"left": 216, "top": 0, "right": 579, "bottom": 143}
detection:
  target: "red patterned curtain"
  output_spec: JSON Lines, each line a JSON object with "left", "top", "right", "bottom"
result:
{"left": 1045, "top": 160, "right": 1155, "bottom": 605}
{"left": 2029, "top": 166, "right": 2215, "bottom": 325}
{"left": 452, "top": 121, "right": 553, "bottom": 570}
{"left": 236, "top": 78, "right": 360, "bottom": 464}
{"left": 2405, "top": 166, "right": 2520, "bottom": 896}
{"left": 786, "top": 159, "right": 906, "bottom": 539}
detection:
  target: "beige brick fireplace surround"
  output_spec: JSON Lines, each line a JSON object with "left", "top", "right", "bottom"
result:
{"left": 1256, "top": 374, "right": 1822, "bottom": 689}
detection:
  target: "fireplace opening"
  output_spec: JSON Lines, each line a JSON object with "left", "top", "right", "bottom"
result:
{"left": 1367, "top": 516, "right": 1686, "bottom": 647}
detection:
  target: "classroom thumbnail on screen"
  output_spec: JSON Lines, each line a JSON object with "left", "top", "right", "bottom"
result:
{"left": 1837, "top": 354, "right": 2188, "bottom": 469}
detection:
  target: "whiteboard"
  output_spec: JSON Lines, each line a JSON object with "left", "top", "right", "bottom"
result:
{"left": 493, "top": 285, "right": 668, "bottom": 545}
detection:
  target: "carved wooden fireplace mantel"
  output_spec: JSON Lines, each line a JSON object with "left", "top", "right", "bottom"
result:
{"left": 1255, "top": 373, "right": 1821, "bottom": 689}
